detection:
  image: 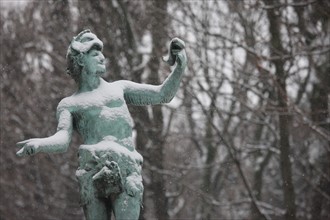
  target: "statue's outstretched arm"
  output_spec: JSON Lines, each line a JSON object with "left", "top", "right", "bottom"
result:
{"left": 16, "top": 106, "right": 73, "bottom": 156}
{"left": 120, "top": 38, "right": 187, "bottom": 106}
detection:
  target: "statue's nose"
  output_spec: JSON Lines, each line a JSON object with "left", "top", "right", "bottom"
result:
{"left": 99, "top": 55, "right": 105, "bottom": 63}
{"left": 100, "top": 57, "right": 105, "bottom": 63}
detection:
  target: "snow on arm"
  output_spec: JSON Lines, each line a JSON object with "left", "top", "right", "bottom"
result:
{"left": 37, "top": 100, "right": 73, "bottom": 154}
{"left": 119, "top": 81, "right": 162, "bottom": 106}
{"left": 119, "top": 57, "right": 186, "bottom": 106}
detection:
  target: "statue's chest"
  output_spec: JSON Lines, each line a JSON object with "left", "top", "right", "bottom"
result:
{"left": 75, "top": 95, "right": 124, "bottom": 109}
{"left": 72, "top": 87, "right": 125, "bottom": 109}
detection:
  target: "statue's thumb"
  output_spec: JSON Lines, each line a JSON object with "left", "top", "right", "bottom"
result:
{"left": 16, "top": 148, "right": 24, "bottom": 157}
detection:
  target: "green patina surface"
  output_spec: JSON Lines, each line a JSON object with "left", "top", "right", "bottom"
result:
{"left": 16, "top": 29, "right": 187, "bottom": 220}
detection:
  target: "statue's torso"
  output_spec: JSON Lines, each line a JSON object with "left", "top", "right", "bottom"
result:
{"left": 59, "top": 80, "right": 134, "bottom": 147}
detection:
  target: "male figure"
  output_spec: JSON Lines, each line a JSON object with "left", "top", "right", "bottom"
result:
{"left": 16, "top": 30, "right": 187, "bottom": 220}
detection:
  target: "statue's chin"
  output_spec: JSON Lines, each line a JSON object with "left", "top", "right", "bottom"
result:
{"left": 96, "top": 69, "right": 106, "bottom": 76}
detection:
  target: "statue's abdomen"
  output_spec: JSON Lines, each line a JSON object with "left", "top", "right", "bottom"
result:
{"left": 73, "top": 105, "right": 133, "bottom": 144}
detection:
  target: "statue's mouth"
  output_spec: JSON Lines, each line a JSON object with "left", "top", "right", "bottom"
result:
{"left": 98, "top": 59, "right": 106, "bottom": 66}
{"left": 98, "top": 62, "right": 105, "bottom": 67}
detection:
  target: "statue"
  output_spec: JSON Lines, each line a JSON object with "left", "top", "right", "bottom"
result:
{"left": 16, "top": 29, "right": 187, "bottom": 220}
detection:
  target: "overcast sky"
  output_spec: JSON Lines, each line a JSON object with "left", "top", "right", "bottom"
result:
{"left": 0, "top": 0, "right": 29, "bottom": 9}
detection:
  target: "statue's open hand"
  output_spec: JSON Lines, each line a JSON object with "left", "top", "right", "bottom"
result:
{"left": 16, "top": 138, "right": 42, "bottom": 157}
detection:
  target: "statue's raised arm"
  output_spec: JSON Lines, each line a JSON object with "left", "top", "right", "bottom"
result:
{"left": 118, "top": 38, "right": 187, "bottom": 106}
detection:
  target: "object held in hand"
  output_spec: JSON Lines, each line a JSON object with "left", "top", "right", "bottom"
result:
{"left": 163, "top": 37, "right": 185, "bottom": 66}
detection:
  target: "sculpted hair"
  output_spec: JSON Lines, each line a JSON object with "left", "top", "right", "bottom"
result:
{"left": 66, "top": 30, "right": 91, "bottom": 82}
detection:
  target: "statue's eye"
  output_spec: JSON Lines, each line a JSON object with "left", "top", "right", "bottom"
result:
{"left": 91, "top": 51, "right": 99, "bottom": 56}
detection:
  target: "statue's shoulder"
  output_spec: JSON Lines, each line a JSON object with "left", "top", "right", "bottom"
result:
{"left": 57, "top": 96, "right": 76, "bottom": 112}
{"left": 104, "top": 80, "right": 125, "bottom": 95}
{"left": 107, "top": 80, "right": 124, "bottom": 89}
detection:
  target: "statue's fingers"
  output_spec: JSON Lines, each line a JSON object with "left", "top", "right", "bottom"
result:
{"left": 28, "top": 147, "right": 34, "bottom": 155}
{"left": 16, "top": 148, "right": 25, "bottom": 157}
{"left": 171, "top": 49, "right": 181, "bottom": 55}
{"left": 171, "top": 38, "right": 185, "bottom": 49}
{"left": 16, "top": 139, "right": 32, "bottom": 147}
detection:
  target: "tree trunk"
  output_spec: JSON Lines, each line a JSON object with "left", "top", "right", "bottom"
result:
{"left": 146, "top": 0, "right": 170, "bottom": 219}
{"left": 264, "top": 1, "right": 297, "bottom": 219}
{"left": 310, "top": 78, "right": 330, "bottom": 220}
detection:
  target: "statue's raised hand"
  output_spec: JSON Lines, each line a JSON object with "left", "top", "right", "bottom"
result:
{"left": 16, "top": 138, "right": 42, "bottom": 157}
{"left": 163, "top": 37, "right": 187, "bottom": 67}
{"left": 175, "top": 48, "right": 187, "bottom": 67}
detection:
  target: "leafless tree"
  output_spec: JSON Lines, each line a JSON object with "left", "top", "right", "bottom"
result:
{"left": 1, "top": 0, "right": 329, "bottom": 219}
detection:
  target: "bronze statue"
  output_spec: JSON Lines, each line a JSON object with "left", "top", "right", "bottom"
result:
{"left": 17, "top": 29, "right": 187, "bottom": 220}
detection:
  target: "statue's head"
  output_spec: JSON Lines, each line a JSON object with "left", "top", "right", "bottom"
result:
{"left": 66, "top": 29, "right": 104, "bottom": 82}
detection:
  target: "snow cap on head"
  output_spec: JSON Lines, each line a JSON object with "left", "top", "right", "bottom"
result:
{"left": 68, "top": 29, "right": 103, "bottom": 54}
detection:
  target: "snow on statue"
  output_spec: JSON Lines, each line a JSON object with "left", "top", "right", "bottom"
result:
{"left": 16, "top": 29, "right": 187, "bottom": 220}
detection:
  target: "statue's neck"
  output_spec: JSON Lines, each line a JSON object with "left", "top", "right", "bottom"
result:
{"left": 77, "top": 71, "right": 102, "bottom": 93}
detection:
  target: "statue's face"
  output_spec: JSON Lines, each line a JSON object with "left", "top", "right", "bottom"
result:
{"left": 83, "top": 48, "right": 106, "bottom": 76}
{"left": 71, "top": 32, "right": 105, "bottom": 77}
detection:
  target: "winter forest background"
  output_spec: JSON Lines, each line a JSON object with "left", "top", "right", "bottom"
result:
{"left": 0, "top": 0, "right": 329, "bottom": 219}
